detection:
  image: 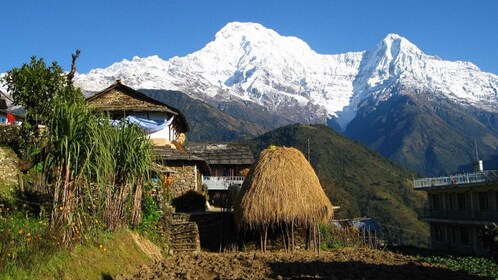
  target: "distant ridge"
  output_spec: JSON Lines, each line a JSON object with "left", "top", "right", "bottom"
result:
{"left": 74, "top": 22, "right": 498, "bottom": 176}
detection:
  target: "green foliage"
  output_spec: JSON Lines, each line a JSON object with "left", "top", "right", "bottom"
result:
{"left": 245, "top": 124, "right": 429, "bottom": 246}
{"left": 0, "top": 55, "right": 163, "bottom": 277}
{"left": 17, "top": 122, "right": 43, "bottom": 162}
{"left": 419, "top": 255, "right": 498, "bottom": 278}
{"left": 0, "top": 181, "right": 16, "bottom": 207}
{"left": 1, "top": 57, "right": 69, "bottom": 122}
{"left": 142, "top": 89, "right": 268, "bottom": 141}
{"left": 140, "top": 194, "right": 161, "bottom": 228}
{"left": 319, "top": 223, "right": 366, "bottom": 250}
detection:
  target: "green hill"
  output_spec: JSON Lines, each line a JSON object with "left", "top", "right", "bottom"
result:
{"left": 141, "top": 89, "right": 268, "bottom": 141}
{"left": 245, "top": 124, "right": 429, "bottom": 246}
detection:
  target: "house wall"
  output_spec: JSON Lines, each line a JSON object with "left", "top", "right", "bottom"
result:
{"left": 0, "top": 147, "right": 19, "bottom": 187}
{"left": 210, "top": 164, "right": 250, "bottom": 177}
{"left": 165, "top": 162, "right": 203, "bottom": 197}
{"left": 430, "top": 223, "right": 491, "bottom": 256}
{"left": 424, "top": 186, "right": 498, "bottom": 256}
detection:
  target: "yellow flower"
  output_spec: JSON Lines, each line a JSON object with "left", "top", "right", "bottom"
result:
{"left": 99, "top": 244, "right": 103, "bottom": 249}
{"left": 18, "top": 229, "right": 23, "bottom": 234}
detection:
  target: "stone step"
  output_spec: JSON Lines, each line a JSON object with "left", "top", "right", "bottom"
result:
{"left": 169, "top": 218, "right": 200, "bottom": 253}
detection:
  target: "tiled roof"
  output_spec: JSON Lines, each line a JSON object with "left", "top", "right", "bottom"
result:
{"left": 186, "top": 143, "right": 254, "bottom": 165}
{"left": 153, "top": 146, "right": 210, "bottom": 174}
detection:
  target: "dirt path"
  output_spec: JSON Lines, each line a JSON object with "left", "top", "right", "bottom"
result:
{"left": 117, "top": 248, "right": 487, "bottom": 279}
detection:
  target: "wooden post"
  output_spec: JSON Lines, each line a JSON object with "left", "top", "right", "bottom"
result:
{"left": 264, "top": 225, "right": 268, "bottom": 252}
{"left": 291, "top": 220, "right": 295, "bottom": 252}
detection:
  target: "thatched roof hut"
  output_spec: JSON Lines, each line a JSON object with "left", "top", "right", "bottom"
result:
{"left": 234, "top": 146, "right": 333, "bottom": 230}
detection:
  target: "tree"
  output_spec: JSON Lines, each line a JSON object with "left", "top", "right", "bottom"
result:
{"left": 2, "top": 57, "right": 70, "bottom": 122}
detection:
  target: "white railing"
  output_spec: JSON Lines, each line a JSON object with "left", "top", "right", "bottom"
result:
{"left": 413, "top": 170, "right": 498, "bottom": 189}
{"left": 203, "top": 176, "right": 245, "bottom": 191}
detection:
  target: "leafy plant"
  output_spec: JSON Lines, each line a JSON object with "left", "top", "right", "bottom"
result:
{"left": 2, "top": 57, "right": 68, "bottom": 123}
{"left": 419, "top": 255, "right": 498, "bottom": 278}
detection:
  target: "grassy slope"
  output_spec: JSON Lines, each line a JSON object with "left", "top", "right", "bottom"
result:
{"left": 245, "top": 124, "right": 429, "bottom": 246}
{"left": 5, "top": 230, "right": 161, "bottom": 280}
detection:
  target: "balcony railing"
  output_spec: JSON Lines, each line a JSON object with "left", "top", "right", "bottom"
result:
{"left": 203, "top": 176, "right": 245, "bottom": 191}
{"left": 413, "top": 170, "right": 498, "bottom": 189}
{"left": 418, "top": 208, "right": 498, "bottom": 222}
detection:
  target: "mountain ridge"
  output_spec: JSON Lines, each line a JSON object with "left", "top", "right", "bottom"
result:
{"left": 75, "top": 22, "right": 498, "bottom": 131}
{"left": 72, "top": 22, "right": 498, "bottom": 176}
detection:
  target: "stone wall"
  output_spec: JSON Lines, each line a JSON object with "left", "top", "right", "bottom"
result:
{"left": 0, "top": 147, "right": 19, "bottom": 185}
{"left": 0, "top": 125, "right": 20, "bottom": 146}
{"left": 167, "top": 162, "right": 203, "bottom": 197}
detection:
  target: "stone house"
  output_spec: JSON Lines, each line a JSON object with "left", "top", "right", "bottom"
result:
{"left": 87, "top": 80, "right": 210, "bottom": 196}
{"left": 186, "top": 143, "right": 254, "bottom": 206}
{"left": 414, "top": 167, "right": 498, "bottom": 256}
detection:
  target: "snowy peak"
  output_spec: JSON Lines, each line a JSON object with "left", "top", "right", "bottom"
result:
{"left": 74, "top": 22, "right": 498, "bottom": 130}
{"left": 377, "top": 34, "right": 423, "bottom": 57}
{"left": 214, "top": 22, "right": 313, "bottom": 53}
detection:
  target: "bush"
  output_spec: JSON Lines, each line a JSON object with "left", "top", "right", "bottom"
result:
{"left": 319, "top": 223, "right": 363, "bottom": 249}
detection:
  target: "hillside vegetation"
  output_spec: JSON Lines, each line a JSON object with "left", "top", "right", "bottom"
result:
{"left": 245, "top": 124, "right": 429, "bottom": 246}
{"left": 346, "top": 91, "right": 498, "bottom": 176}
{"left": 142, "top": 89, "right": 268, "bottom": 141}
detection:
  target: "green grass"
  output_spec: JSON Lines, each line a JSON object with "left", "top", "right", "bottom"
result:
{"left": 2, "top": 229, "right": 162, "bottom": 280}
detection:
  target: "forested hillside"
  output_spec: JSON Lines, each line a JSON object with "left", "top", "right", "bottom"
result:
{"left": 245, "top": 124, "right": 429, "bottom": 246}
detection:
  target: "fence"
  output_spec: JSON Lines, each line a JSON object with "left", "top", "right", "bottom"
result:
{"left": 413, "top": 170, "right": 498, "bottom": 189}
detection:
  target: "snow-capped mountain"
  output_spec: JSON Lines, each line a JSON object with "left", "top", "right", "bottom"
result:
{"left": 74, "top": 22, "right": 498, "bottom": 176}
{"left": 75, "top": 22, "right": 498, "bottom": 131}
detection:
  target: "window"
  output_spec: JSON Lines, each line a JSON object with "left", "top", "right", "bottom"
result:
{"left": 496, "top": 192, "right": 498, "bottom": 210}
{"left": 447, "top": 193, "right": 453, "bottom": 210}
{"left": 431, "top": 194, "right": 441, "bottom": 209}
{"left": 479, "top": 192, "right": 489, "bottom": 211}
{"left": 460, "top": 227, "right": 470, "bottom": 246}
{"left": 451, "top": 227, "right": 457, "bottom": 244}
{"left": 457, "top": 193, "right": 467, "bottom": 211}
{"left": 434, "top": 225, "right": 443, "bottom": 241}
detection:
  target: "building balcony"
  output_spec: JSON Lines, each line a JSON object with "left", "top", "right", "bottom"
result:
{"left": 413, "top": 170, "right": 498, "bottom": 190}
{"left": 418, "top": 208, "right": 498, "bottom": 224}
{"left": 202, "top": 176, "right": 245, "bottom": 191}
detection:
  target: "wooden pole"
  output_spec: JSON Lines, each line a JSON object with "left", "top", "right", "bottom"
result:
{"left": 291, "top": 220, "right": 295, "bottom": 252}
{"left": 263, "top": 225, "right": 268, "bottom": 253}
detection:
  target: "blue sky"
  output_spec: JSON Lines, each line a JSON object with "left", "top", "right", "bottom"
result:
{"left": 1, "top": 0, "right": 497, "bottom": 74}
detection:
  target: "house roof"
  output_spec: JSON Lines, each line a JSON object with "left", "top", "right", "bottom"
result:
{"left": 86, "top": 80, "right": 189, "bottom": 133}
{"left": 186, "top": 143, "right": 254, "bottom": 165}
{"left": 153, "top": 146, "right": 210, "bottom": 174}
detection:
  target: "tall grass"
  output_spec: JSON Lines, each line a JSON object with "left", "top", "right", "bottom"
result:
{"left": 41, "top": 91, "right": 153, "bottom": 244}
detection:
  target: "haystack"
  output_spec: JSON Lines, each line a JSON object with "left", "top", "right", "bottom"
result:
{"left": 234, "top": 146, "right": 333, "bottom": 251}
